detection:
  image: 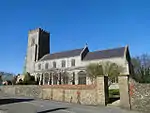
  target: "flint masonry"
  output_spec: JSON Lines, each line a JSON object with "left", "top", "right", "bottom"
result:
{"left": 25, "top": 28, "right": 132, "bottom": 85}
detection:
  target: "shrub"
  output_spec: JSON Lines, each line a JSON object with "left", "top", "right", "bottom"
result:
{"left": 109, "top": 89, "right": 120, "bottom": 97}
{"left": 16, "top": 72, "right": 38, "bottom": 85}
{"left": 16, "top": 81, "right": 38, "bottom": 85}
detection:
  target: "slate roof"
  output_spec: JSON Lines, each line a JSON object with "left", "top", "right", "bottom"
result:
{"left": 40, "top": 46, "right": 126, "bottom": 61}
{"left": 83, "top": 47, "right": 125, "bottom": 61}
{"left": 40, "top": 48, "right": 84, "bottom": 61}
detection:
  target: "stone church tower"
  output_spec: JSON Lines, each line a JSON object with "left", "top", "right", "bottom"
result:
{"left": 25, "top": 28, "right": 50, "bottom": 73}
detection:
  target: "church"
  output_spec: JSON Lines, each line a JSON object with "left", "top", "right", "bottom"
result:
{"left": 25, "top": 28, "right": 132, "bottom": 86}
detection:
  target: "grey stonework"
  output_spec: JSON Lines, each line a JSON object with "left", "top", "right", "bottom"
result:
{"left": 118, "top": 76, "right": 150, "bottom": 113}
{"left": 0, "top": 77, "right": 108, "bottom": 106}
{"left": 26, "top": 28, "right": 50, "bottom": 73}
{"left": 118, "top": 76, "right": 131, "bottom": 109}
{"left": 129, "top": 78, "right": 150, "bottom": 113}
{"left": 15, "top": 85, "right": 42, "bottom": 98}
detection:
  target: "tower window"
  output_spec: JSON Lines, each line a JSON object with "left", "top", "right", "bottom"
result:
{"left": 71, "top": 59, "right": 75, "bottom": 67}
{"left": 61, "top": 60, "right": 66, "bottom": 67}
{"left": 53, "top": 61, "right": 56, "bottom": 68}
{"left": 38, "top": 64, "right": 41, "bottom": 70}
{"left": 31, "top": 38, "right": 35, "bottom": 46}
{"left": 45, "top": 63, "right": 49, "bottom": 69}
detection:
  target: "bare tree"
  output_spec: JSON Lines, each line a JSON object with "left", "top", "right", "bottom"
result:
{"left": 100, "top": 61, "right": 124, "bottom": 86}
{"left": 86, "top": 63, "right": 103, "bottom": 82}
{"left": 132, "top": 54, "right": 150, "bottom": 83}
{"left": 86, "top": 61, "right": 124, "bottom": 87}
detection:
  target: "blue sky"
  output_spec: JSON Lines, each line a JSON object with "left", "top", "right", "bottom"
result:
{"left": 0, "top": 0, "right": 150, "bottom": 74}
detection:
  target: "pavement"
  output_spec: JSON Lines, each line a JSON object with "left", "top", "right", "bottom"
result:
{"left": 0, "top": 96, "right": 141, "bottom": 113}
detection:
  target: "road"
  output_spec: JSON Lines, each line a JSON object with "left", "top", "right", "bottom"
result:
{"left": 0, "top": 96, "right": 140, "bottom": 113}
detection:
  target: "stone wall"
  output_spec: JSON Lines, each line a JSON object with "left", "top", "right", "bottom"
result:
{"left": 42, "top": 84, "right": 97, "bottom": 105}
{"left": 118, "top": 76, "right": 150, "bottom": 112}
{"left": 118, "top": 76, "right": 131, "bottom": 109}
{"left": 0, "top": 77, "right": 108, "bottom": 106}
{"left": 129, "top": 78, "right": 150, "bottom": 113}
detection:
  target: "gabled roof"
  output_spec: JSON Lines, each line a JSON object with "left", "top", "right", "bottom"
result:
{"left": 83, "top": 47, "right": 125, "bottom": 61}
{"left": 40, "top": 48, "right": 84, "bottom": 61}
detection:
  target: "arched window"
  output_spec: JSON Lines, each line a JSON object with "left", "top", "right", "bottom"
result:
{"left": 45, "top": 63, "right": 49, "bottom": 70}
{"left": 53, "top": 74, "right": 58, "bottom": 85}
{"left": 53, "top": 61, "right": 56, "bottom": 68}
{"left": 31, "top": 38, "right": 35, "bottom": 46}
{"left": 49, "top": 74, "right": 52, "bottom": 85}
{"left": 38, "top": 64, "right": 41, "bottom": 70}
{"left": 61, "top": 60, "right": 66, "bottom": 67}
{"left": 71, "top": 59, "right": 75, "bottom": 67}
{"left": 78, "top": 71, "right": 86, "bottom": 85}
{"left": 62, "top": 72, "right": 69, "bottom": 84}
{"left": 44, "top": 73, "right": 49, "bottom": 85}
{"left": 72, "top": 72, "right": 75, "bottom": 85}
{"left": 36, "top": 73, "right": 40, "bottom": 83}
